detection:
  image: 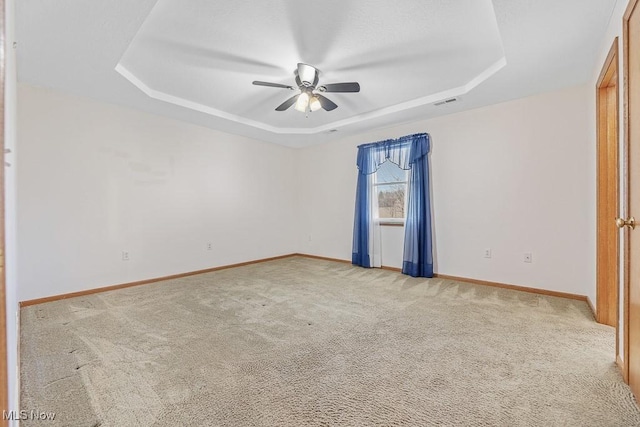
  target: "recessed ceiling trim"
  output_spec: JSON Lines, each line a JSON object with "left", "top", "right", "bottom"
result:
{"left": 465, "top": 57, "right": 507, "bottom": 92}
{"left": 320, "top": 58, "right": 507, "bottom": 132}
{"left": 115, "top": 64, "right": 284, "bottom": 133}
{"left": 117, "top": 57, "right": 505, "bottom": 135}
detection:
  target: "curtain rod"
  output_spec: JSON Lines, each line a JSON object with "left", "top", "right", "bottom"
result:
{"left": 356, "top": 133, "right": 428, "bottom": 149}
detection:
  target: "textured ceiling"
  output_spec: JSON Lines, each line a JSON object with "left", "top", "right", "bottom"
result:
{"left": 17, "top": 0, "right": 617, "bottom": 147}
{"left": 117, "top": 0, "right": 504, "bottom": 134}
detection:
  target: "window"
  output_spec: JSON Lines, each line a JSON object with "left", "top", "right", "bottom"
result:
{"left": 374, "top": 160, "right": 408, "bottom": 222}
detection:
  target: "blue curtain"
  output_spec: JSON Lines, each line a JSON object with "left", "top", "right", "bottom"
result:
{"left": 402, "top": 135, "right": 433, "bottom": 277}
{"left": 352, "top": 133, "right": 433, "bottom": 277}
{"left": 352, "top": 139, "right": 408, "bottom": 267}
{"left": 352, "top": 168, "right": 371, "bottom": 267}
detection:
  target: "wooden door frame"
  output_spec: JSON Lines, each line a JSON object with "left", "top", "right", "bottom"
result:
{"left": 0, "top": 0, "right": 7, "bottom": 420}
{"left": 623, "top": 0, "right": 640, "bottom": 385}
{"left": 596, "top": 38, "right": 620, "bottom": 335}
{"left": 0, "top": 0, "right": 6, "bottom": 420}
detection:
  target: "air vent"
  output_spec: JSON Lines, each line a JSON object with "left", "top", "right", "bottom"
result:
{"left": 434, "top": 97, "right": 458, "bottom": 106}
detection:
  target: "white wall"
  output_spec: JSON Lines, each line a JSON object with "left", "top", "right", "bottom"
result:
{"left": 297, "top": 84, "right": 594, "bottom": 298}
{"left": 589, "top": 0, "right": 630, "bottom": 362}
{"left": 18, "top": 81, "right": 596, "bottom": 305}
{"left": 17, "top": 85, "right": 298, "bottom": 302}
{"left": 5, "top": 0, "right": 19, "bottom": 417}
{"left": 380, "top": 226, "right": 404, "bottom": 268}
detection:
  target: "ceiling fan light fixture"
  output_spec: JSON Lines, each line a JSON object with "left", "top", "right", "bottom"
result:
{"left": 297, "top": 63, "right": 316, "bottom": 86}
{"left": 309, "top": 95, "right": 321, "bottom": 112}
{"left": 253, "top": 63, "right": 358, "bottom": 112}
{"left": 294, "top": 92, "right": 310, "bottom": 112}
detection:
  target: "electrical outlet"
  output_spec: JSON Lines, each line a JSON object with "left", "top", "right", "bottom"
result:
{"left": 523, "top": 252, "right": 532, "bottom": 263}
{"left": 122, "top": 251, "right": 130, "bottom": 261}
{"left": 484, "top": 248, "right": 492, "bottom": 259}
{"left": 206, "top": 243, "right": 212, "bottom": 251}
{"left": 308, "top": 234, "right": 312, "bottom": 241}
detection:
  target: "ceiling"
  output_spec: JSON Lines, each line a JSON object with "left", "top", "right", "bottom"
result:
{"left": 17, "top": 0, "right": 618, "bottom": 147}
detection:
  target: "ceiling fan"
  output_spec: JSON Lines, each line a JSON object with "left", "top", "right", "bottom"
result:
{"left": 252, "top": 63, "right": 360, "bottom": 113}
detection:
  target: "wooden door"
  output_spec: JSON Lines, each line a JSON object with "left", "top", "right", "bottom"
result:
{"left": 624, "top": 0, "right": 640, "bottom": 396}
{"left": 596, "top": 39, "right": 619, "bottom": 329}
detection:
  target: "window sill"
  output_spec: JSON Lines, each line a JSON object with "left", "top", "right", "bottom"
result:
{"left": 378, "top": 221, "right": 405, "bottom": 227}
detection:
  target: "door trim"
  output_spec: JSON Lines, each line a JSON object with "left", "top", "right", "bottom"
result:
{"left": 622, "top": 0, "right": 640, "bottom": 385}
{"left": 596, "top": 38, "right": 620, "bottom": 334}
{"left": 0, "top": 0, "right": 7, "bottom": 419}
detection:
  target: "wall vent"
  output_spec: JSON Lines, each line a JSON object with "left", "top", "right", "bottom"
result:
{"left": 434, "top": 97, "right": 458, "bottom": 106}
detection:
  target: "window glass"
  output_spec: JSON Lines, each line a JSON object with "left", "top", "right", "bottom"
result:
{"left": 374, "top": 161, "right": 408, "bottom": 219}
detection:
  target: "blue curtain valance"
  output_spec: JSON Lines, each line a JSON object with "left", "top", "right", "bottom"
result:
{"left": 356, "top": 133, "right": 430, "bottom": 175}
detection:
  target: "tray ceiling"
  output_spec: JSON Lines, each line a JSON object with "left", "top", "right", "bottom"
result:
{"left": 116, "top": 0, "right": 505, "bottom": 134}
{"left": 17, "top": 0, "right": 618, "bottom": 147}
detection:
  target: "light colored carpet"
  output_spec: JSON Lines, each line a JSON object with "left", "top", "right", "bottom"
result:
{"left": 20, "top": 256, "right": 640, "bottom": 426}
